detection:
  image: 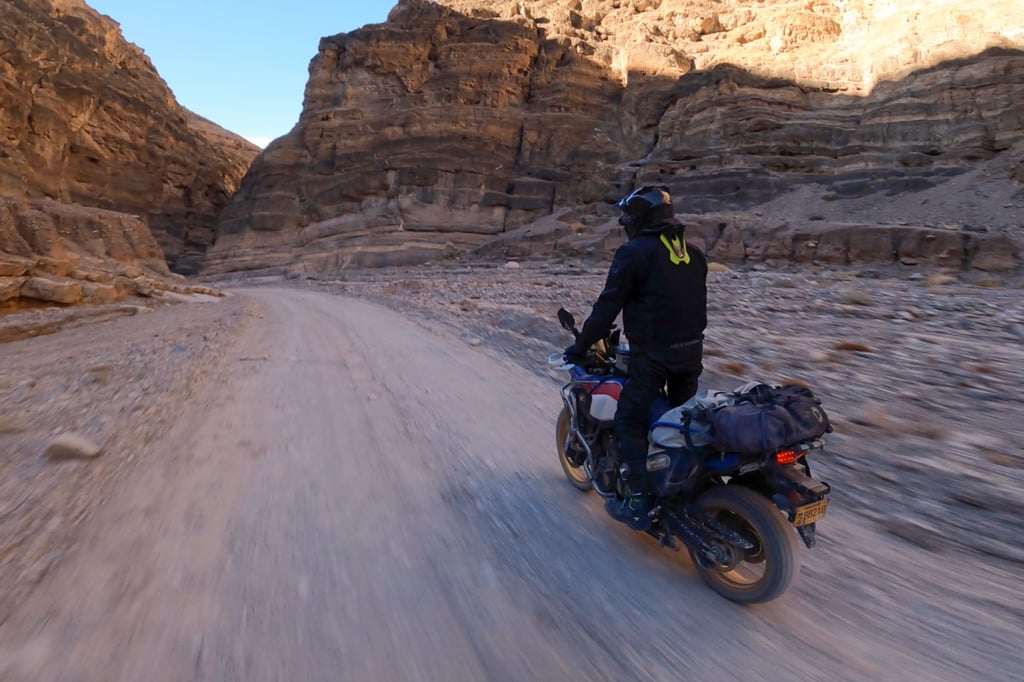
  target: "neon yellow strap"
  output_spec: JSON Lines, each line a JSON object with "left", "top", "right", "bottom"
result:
{"left": 660, "top": 234, "right": 690, "bottom": 265}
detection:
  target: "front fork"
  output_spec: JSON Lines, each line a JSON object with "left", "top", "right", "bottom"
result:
{"left": 560, "top": 382, "right": 621, "bottom": 498}
{"left": 560, "top": 383, "right": 592, "bottom": 470}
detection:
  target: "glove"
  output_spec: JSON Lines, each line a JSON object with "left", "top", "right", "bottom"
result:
{"left": 563, "top": 343, "right": 587, "bottom": 366}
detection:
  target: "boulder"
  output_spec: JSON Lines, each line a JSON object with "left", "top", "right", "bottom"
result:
{"left": 0, "top": 277, "right": 25, "bottom": 302}
{"left": 970, "top": 235, "right": 1022, "bottom": 272}
{"left": 81, "top": 282, "right": 120, "bottom": 304}
{"left": 898, "top": 230, "right": 964, "bottom": 268}
{"left": 20, "top": 277, "right": 83, "bottom": 305}
{"left": 0, "top": 257, "right": 32, "bottom": 277}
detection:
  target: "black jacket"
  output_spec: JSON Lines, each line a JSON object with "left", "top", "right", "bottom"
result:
{"left": 576, "top": 218, "right": 707, "bottom": 352}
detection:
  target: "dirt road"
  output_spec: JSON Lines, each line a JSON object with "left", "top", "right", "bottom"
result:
{"left": 0, "top": 287, "right": 1019, "bottom": 681}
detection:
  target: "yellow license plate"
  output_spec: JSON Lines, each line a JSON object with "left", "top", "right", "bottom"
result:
{"left": 793, "top": 498, "right": 828, "bottom": 526}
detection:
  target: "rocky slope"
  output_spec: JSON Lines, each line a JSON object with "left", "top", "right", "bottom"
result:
{"left": 206, "top": 0, "right": 1024, "bottom": 276}
{"left": 0, "top": 0, "right": 259, "bottom": 276}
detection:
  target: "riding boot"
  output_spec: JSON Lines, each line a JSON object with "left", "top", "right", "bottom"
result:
{"left": 605, "top": 462, "right": 654, "bottom": 531}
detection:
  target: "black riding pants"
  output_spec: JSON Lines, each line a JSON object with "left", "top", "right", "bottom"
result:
{"left": 614, "top": 343, "right": 703, "bottom": 483}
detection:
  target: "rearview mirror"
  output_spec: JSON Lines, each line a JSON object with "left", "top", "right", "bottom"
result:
{"left": 557, "top": 308, "right": 576, "bottom": 332}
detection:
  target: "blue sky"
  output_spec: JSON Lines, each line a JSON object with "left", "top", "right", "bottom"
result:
{"left": 87, "top": 1, "right": 399, "bottom": 147}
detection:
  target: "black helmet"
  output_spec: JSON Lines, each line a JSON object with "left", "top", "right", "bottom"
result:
{"left": 616, "top": 185, "right": 674, "bottom": 237}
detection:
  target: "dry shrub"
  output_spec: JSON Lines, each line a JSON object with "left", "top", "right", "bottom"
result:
{"left": 926, "top": 273, "right": 957, "bottom": 286}
{"left": 840, "top": 289, "right": 874, "bottom": 306}
{"left": 982, "top": 451, "right": 1021, "bottom": 468}
{"left": 718, "top": 361, "right": 748, "bottom": 376}
{"left": 778, "top": 376, "right": 814, "bottom": 389}
{"left": 909, "top": 421, "right": 944, "bottom": 440}
{"left": 834, "top": 341, "right": 873, "bottom": 352}
{"left": 845, "top": 410, "right": 941, "bottom": 440}
{"left": 847, "top": 407, "right": 898, "bottom": 430}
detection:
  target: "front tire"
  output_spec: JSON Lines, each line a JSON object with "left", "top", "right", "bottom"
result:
{"left": 688, "top": 486, "right": 801, "bottom": 604}
{"left": 556, "top": 407, "right": 591, "bottom": 491}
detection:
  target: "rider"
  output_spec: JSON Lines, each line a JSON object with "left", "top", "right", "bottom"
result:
{"left": 564, "top": 185, "right": 708, "bottom": 531}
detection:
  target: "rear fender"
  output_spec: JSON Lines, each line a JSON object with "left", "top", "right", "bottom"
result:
{"left": 766, "top": 461, "right": 831, "bottom": 503}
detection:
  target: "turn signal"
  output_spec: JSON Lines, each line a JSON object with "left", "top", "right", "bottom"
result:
{"left": 775, "top": 449, "right": 798, "bottom": 465}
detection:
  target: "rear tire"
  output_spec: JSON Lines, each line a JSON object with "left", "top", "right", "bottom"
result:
{"left": 556, "top": 407, "right": 591, "bottom": 492}
{"left": 688, "top": 486, "right": 801, "bottom": 604}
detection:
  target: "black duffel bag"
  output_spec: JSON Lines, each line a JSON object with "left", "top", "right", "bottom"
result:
{"left": 707, "top": 383, "right": 831, "bottom": 454}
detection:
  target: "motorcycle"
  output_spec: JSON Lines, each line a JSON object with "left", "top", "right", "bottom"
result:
{"left": 549, "top": 308, "right": 831, "bottom": 603}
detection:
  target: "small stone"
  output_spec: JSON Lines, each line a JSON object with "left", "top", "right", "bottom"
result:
{"left": 46, "top": 433, "right": 102, "bottom": 460}
{"left": 467, "top": 338, "right": 483, "bottom": 347}
{"left": 123, "top": 305, "right": 153, "bottom": 315}
{"left": 504, "top": 261, "right": 521, "bottom": 270}
{"left": 964, "top": 388, "right": 1001, "bottom": 402}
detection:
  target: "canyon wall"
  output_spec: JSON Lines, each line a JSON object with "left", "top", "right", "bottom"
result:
{"left": 1, "top": 0, "right": 259, "bottom": 276}
{"left": 206, "top": 0, "right": 1024, "bottom": 276}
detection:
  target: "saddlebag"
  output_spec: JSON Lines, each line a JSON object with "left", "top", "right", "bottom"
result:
{"left": 706, "top": 383, "right": 832, "bottom": 454}
{"left": 649, "top": 389, "right": 733, "bottom": 451}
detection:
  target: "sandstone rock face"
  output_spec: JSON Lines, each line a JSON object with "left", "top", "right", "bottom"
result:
{"left": 0, "top": 0, "right": 259, "bottom": 273}
{"left": 0, "top": 198, "right": 225, "bottom": 307}
{"left": 647, "top": 51, "right": 1024, "bottom": 212}
{"left": 472, "top": 211, "right": 1024, "bottom": 274}
{"left": 208, "top": 0, "right": 1024, "bottom": 276}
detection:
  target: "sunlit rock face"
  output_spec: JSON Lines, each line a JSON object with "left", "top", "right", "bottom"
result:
{"left": 0, "top": 0, "right": 259, "bottom": 274}
{"left": 207, "top": 0, "right": 1024, "bottom": 275}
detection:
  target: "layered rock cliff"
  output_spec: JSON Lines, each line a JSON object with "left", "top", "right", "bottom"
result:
{"left": 207, "top": 0, "right": 1024, "bottom": 276}
{"left": 0, "top": 0, "right": 259, "bottom": 278}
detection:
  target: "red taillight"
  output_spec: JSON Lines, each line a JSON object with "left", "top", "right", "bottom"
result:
{"left": 776, "top": 449, "right": 798, "bottom": 465}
